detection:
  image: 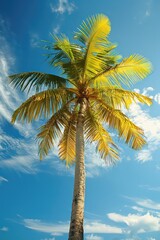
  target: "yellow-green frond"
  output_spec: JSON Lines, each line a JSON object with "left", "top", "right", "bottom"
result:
{"left": 84, "top": 108, "right": 119, "bottom": 165}
{"left": 93, "top": 99, "right": 146, "bottom": 150}
{"left": 58, "top": 113, "right": 77, "bottom": 165}
{"left": 9, "top": 72, "right": 67, "bottom": 93}
{"left": 44, "top": 35, "right": 84, "bottom": 82}
{"left": 91, "top": 55, "right": 152, "bottom": 87}
{"left": 89, "top": 87, "right": 152, "bottom": 109}
{"left": 75, "top": 14, "right": 111, "bottom": 79}
{"left": 11, "top": 89, "right": 72, "bottom": 123}
{"left": 37, "top": 108, "right": 71, "bottom": 160}
{"left": 75, "top": 14, "right": 111, "bottom": 45}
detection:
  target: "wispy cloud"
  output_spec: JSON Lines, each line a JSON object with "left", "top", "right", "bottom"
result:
{"left": 53, "top": 25, "right": 60, "bottom": 34}
{"left": 0, "top": 39, "right": 20, "bottom": 123}
{"left": 30, "top": 33, "right": 40, "bottom": 48}
{"left": 126, "top": 196, "right": 160, "bottom": 213}
{"left": 0, "top": 226, "right": 8, "bottom": 231}
{"left": 108, "top": 212, "right": 160, "bottom": 235}
{"left": 145, "top": 0, "right": 153, "bottom": 17}
{"left": 135, "top": 198, "right": 160, "bottom": 211}
{"left": 140, "top": 184, "right": 160, "bottom": 192}
{"left": 0, "top": 32, "right": 35, "bottom": 137}
{"left": 86, "top": 234, "right": 103, "bottom": 240}
{"left": 131, "top": 206, "right": 145, "bottom": 213}
{"left": 41, "top": 238, "right": 55, "bottom": 240}
{"left": 0, "top": 32, "right": 40, "bottom": 175}
{"left": 0, "top": 176, "right": 8, "bottom": 183}
{"left": 23, "top": 218, "right": 68, "bottom": 235}
{"left": 113, "top": 196, "right": 160, "bottom": 238}
{"left": 23, "top": 218, "right": 122, "bottom": 236}
{"left": 126, "top": 97, "right": 160, "bottom": 162}
{"left": 50, "top": 0, "right": 76, "bottom": 14}
{"left": 0, "top": 126, "right": 39, "bottom": 174}
{"left": 134, "top": 0, "right": 153, "bottom": 24}
{"left": 85, "top": 220, "right": 122, "bottom": 234}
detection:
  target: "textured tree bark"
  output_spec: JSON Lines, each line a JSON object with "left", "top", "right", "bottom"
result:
{"left": 68, "top": 99, "right": 86, "bottom": 240}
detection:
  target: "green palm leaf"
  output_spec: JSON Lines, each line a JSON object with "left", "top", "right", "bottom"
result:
{"left": 93, "top": 99, "right": 146, "bottom": 150}
{"left": 91, "top": 55, "right": 152, "bottom": 87}
{"left": 45, "top": 35, "right": 84, "bottom": 82}
{"left": 9, "top": 72, "right": 67, "bottom": 93}
{"left": 84, "top": 107, "right": 119, "bottom": 164}
{"left": 89, "top": 87, "right": 152, "bottom": 109}
{"left": 75, "top": 14, "right": 111, "bottom": 79}
{"left": 37, "top": 107, "right": 71, "bottom": 160}
{"left": 11, "top": 89, "right": 73, "bottom": 123}
{"left": 58, "top": 112, "right": 77, "bottom": 165}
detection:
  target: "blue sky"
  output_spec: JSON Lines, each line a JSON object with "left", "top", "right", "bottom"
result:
{"left": 0, "top": 0, "right": 160, "bottom": 239}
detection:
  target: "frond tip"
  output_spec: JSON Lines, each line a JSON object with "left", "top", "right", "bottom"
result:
{"left": 84, "top": 108, "right": 119, "bottom": 165}
{"left": 9, "top": 72, "right": 67, "bottom": 93}
{"left": 37, "top": 107, "right": 71, "bottom": 160}
{"left": 58, "top": 113, "right": 77, "bottom": 165}
{"left": 92, "top": 55, "right": 152, "bottom": 87}
{"left": 95, "top": 100, "right": 147, "bottom": 150}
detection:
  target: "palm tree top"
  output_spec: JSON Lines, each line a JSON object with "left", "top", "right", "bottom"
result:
{"left": 9, "top": 14, "right": 152, "bottom": 165}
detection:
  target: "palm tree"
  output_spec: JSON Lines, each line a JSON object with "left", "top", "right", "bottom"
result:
{"left": 10, "top": 14, "right": 152, "bottom": 240}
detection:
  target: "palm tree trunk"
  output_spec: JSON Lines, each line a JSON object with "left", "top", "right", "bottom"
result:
{"left": 68, "top": 99, "right": 86, "bottom": 240}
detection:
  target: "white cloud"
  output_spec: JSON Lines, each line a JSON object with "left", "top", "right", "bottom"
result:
{"left": 135, "top": 198, "right": 160, "bottom": 211}
{"left": 85, "top": 234, "right": 103, "bottom": 240}
{"left": 0, "top": 155, "right": 38, "bottom": 174}
{"left": 140, "top": 87, "right": 160, "bottom": 105}
{"left": 127, "top": 102, "right": 160, "bottom": 162}
{"left": 0, "top": 176, "right": 8, "bottom": 183}
{"left": 108, "top": 212, "right": 160, "bottom": 235}
{"left": 41, "top": 238, "right": 55, "bottom": 240}
{"left": 0, "top": 226, "right": 8, "bottom": 231}
{"left": 23, "top": 218, "right": 69, "bottom": 235}
{"left": 140, "top": 184, "right": 160, "bottom": 192}
{"left": 0, "top": 36, "right": 41, "bottom": 174}
{"left": 85, "top": 220, "right": 122, "bottom": 234}
{"left": 0, "top": 35, "right": 36, "bottom": 137}
{"left": 0, "top": 127, "right": 40, "bottom": 174}
{"left": 131, "top": 206, "right": 144, "bottom": 213}
{"left": 30, "top": 33, "right": 40, "bottom": 48}
{"left": 154, "top": 93, "right": 160, "bottom": 104}
{"left": 135, "top": 0, "right": 153, "bottom": 24}
{"left": 0, "top": 42, "right": 21, "bottom": 123}
{"left": 23, "top": 218, "right": 122, "bottom": 236}
{"left": 136, "top": 149, "right": 152, "bottom": 162}
{"left": 85, "top": 143, "right": 107, "bottom": 177}
{"left": 50, "top": 0, "right": 75, "bottom": 14}
{"left": 53, "top": 25, "right": 60, "bottom": 34}
{"left": 145, "top": 0, "right": 153, "bottom": 17}
{"left": 141, "top": 87, "right": 154, "bottom": 96}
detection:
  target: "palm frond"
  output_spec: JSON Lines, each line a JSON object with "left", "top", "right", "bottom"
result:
{"left": 9, "top": 72, "right": 67, "bottom": 93}
{"left": 88, "top": 87, "right": 152, "bottom": 109}
{"left": 90, "top": 55, "right": 152, "bottom": 87}
{"left": 84, "top": 108, "right": 119, "bottom": 165}
{"left": 92, "top": 99, "right": 146, "bottom": 150}
{"left": 74, "top": 14, "right": 111, "bottom": 79}
{"left": 11, "top": 89, "right": 74, "bottom": 123}
{"left": 37, "top": 107, "right": 71, "bottom": 160}
{"left": 45, "top": 35, "right": 84, "bottom": 81}
{"left": 58, "top": 112, "right": 77, "bottom": 165}
{"left": 74, "top": 14, "right": 111, "bottom": 45}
